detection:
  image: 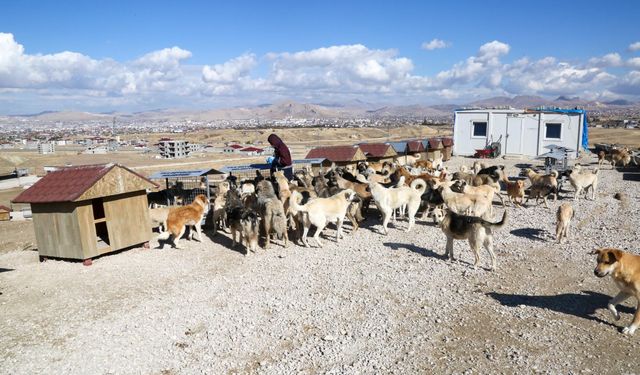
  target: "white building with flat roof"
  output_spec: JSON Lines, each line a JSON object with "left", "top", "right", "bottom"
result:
{"left": 453, "top": 108, "right": 587, "bottom": 158}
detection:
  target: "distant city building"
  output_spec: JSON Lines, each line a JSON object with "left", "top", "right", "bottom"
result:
{"left": 37, "top": 142, "right": 56, "bottom": 155}
{"left": 158, "top": 139, "right": 190, "bottom": 159}
{"left": 83, "top": 145, "right": 108, "bottom": 154}
{"left": 223, "top": 144, "right": 244, "bottom": 153}
{"left": 189, "top": 143, "right": 204, "bottom": 153}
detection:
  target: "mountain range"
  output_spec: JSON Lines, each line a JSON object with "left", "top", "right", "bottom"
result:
{"left": 6, "top": 95, "right": 639, "bottom": 122}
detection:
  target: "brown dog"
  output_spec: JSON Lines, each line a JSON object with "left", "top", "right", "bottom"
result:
{"left": 506, "top": 180, "right": 525, "bottom": 207}
{"left": 592, "top": 248, "right": 640, "bottom": 335}
{"left": 157, "top": 194, "right": 208, "bottom": 249}
{"left": 555, "top": 203, "right": 574, "bottom": 243}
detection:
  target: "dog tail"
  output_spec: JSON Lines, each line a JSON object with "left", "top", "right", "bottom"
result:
{"left": 549, "top": 170, "right": 559, "bottom": 178}
{"left": 289, "top": 190, "right": 308, "bottom": 213}
{"left": 482, "top": 210, "right": 507, "bottom": 229}
{"left": 410, "top": 178, "right": 427, "bottom": 196}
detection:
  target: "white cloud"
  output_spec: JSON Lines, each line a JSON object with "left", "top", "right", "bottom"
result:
{"left": 202, "top": 53, "right": 256, "bottom": 83}
{"left": 421, "top": 39, "right": 450, "bottom": 50}
{"left": 2, "top": 32, "right": 640, "bottom": 113}
{"left": 588, "top": 53, "right": 622, "bottom": 68}
{"left": 629, "top": 41, "right": 640, "bottom": 52}
{"left": 0, "top": 33, "right": 196, "bottom": 96}
{"left": 627, "top": 57, "right": 640, "bottom": 69}
{"left": 267, "top": 45, "right": 414, "bottom": 90}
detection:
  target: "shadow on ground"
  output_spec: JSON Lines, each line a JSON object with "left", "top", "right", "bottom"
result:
{"left": 487, "top": 290, "right": 634, "bottom": 328}
{"left": 384, "top": 242, "right": 448, "bottom": 260}
{"left": 510, "top": 227, "right": 550, "bottom": 242}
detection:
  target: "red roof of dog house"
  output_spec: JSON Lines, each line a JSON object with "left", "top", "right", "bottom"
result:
{"left": 358, "top": 143, "right": 397, "bottom": 158}
{"left": 306, "top": 145, "right": 367, "bottom": 162}
{"left": 426, "top": 138, "right": 444, "bottom": 149}
{"left": 440, "top": 137, "right": 453, "bottom": 147}
{"left": 12, "top": 164, "right": 158, "bottom": 204}
{"left": 406, "top": 140, "right": 425, "bottom": 153}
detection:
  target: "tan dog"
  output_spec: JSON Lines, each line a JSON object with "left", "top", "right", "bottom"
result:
{"left": 524, "top": 169, "right": 558, "bottom": 201}
{"left": 439, "top": 210, "right": 507, "bottom": 271}
{"left": 433, "top": 180, "right": 492, "bottom": 219}
{"left": 506, "top": 180, "right": 525, "bottom": 207}
{"left": 597, "top": 150, "right": 607, "bottom": 168}
{"left": 149, "top": 204, "right": 172, "bottom": 231}
{"left": 452, "top": 180, "right": 504, "bottom": 210}
{"left": 605, "top": 149, "right": 631, "bottom": 168}
{"left": 368, "top": 178, "right": 427, "bottom": 234}
{"left": 212, "top": 181, "right": 230, "bottom": 234}
{"left": 394, "top": 154, "right": 421, "bottom": 167}
{"left": 273, "top": 170, "right": 291, "bottom": 204}
{"left": 555, "top": 203, "right": 574, "bottom": 243}
{"left": 592, "top": 248, "right": 640, "bottom": 335}
{"left": 157, "top": 194, "right": 208, "bottom": 249}
{"left": 289, "top": 189, "right": 356, "bottom": 247}
{"left": 566, "top": 167, "right": 599, "bottom": 200}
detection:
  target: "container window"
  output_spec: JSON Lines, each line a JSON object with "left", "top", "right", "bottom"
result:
{"left": 545, "top": 123, "right": 562, "bottom": 140}
{"left": 473, "top": 122, "right": 487, "bottom": 137}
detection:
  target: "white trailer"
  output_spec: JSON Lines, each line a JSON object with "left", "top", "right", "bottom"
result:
{"left": 452, "top": 108, "right": 588, "bottom": 158}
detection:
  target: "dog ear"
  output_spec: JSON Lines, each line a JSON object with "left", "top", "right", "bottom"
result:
{"left": 607, "top": 248, "right": 622, "bottom": 262}
{"left": 589, "top": 248, "right": 602, "bottom": 255}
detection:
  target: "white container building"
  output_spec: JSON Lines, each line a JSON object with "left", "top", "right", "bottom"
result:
{"left": 452, "top": 108, "right": 588, "bottom": 158}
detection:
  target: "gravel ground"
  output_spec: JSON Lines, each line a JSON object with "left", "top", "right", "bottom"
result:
{"left": 1, "top": 155, "right": 639, "bottom": 374}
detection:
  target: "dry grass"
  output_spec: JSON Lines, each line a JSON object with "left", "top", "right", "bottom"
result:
{"left": 588, "top": 127, "right": 640, "bottom": 147}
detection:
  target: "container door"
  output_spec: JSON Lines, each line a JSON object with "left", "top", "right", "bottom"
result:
{"left": 506, "top": 116, "right": 523, "bottom": 154}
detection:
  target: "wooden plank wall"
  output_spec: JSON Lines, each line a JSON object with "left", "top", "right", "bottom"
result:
{"left": 76, "top": 202, "right": 98, "bottom": 259}
{"left": 31, "top": 203, "right": 83, "bottom": 259}
{"left": 103, "top": 191, "right": 151, "bottom": 252}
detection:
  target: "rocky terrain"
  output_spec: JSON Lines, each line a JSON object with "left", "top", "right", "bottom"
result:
{"left": 0, "top": 155, "right": 639, "bottom": 374}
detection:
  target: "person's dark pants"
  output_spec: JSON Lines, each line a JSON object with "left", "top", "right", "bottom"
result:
{"left": 270, "top": 163, "right": 293, "bottom": 180}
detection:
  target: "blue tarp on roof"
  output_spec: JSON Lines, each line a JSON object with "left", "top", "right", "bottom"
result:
{"left": 533, "top": 108, "right": 589, "bottom": 151}
{"left": 388, "top": 141, "right": 407, "bottom": 153}
{"left": 219, "top": 159, "right": 326, "bottom": 173}
{"left": 148, "top": 168, "right": 222, "bottom": 179}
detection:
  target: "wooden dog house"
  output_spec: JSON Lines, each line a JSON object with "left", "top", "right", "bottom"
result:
{"left": 12, "top": 163, "right": 158, "bottom": 261}
{"left": 0, "top": 205, "right": 10, "bottom": 221}
{"left": 357, "top": 143, "right": 397, "bottom": 162}
{"left": 305, "top": 145, "right": 367, "bottom": 167}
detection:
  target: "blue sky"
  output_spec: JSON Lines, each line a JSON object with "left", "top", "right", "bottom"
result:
{"left": 1, "top": 1, "right": 639, "bottom": 114}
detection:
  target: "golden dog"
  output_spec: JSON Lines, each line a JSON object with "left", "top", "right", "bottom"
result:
{"left": 592, "top": 248, "right": 640, "bottom": 335}
{"left": 157, "top": 194, "right": 208, "bottom": 249}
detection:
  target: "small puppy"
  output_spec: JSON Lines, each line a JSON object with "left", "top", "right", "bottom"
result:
{"left": 506, "top": 180, "right": 525, "bottom": 207}
{"left": 439, "top": 210, "right": 507, "bottom": 270}
{"left": 555, "top": 203, "right": 574, "bottom": 243}
{"left": 592, "top": 248, "right": 640, "bottom": 335}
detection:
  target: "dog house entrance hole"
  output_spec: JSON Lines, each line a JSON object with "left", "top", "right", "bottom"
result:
{"left": 92, "top": 198, "right": 110, "bottom": 249}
